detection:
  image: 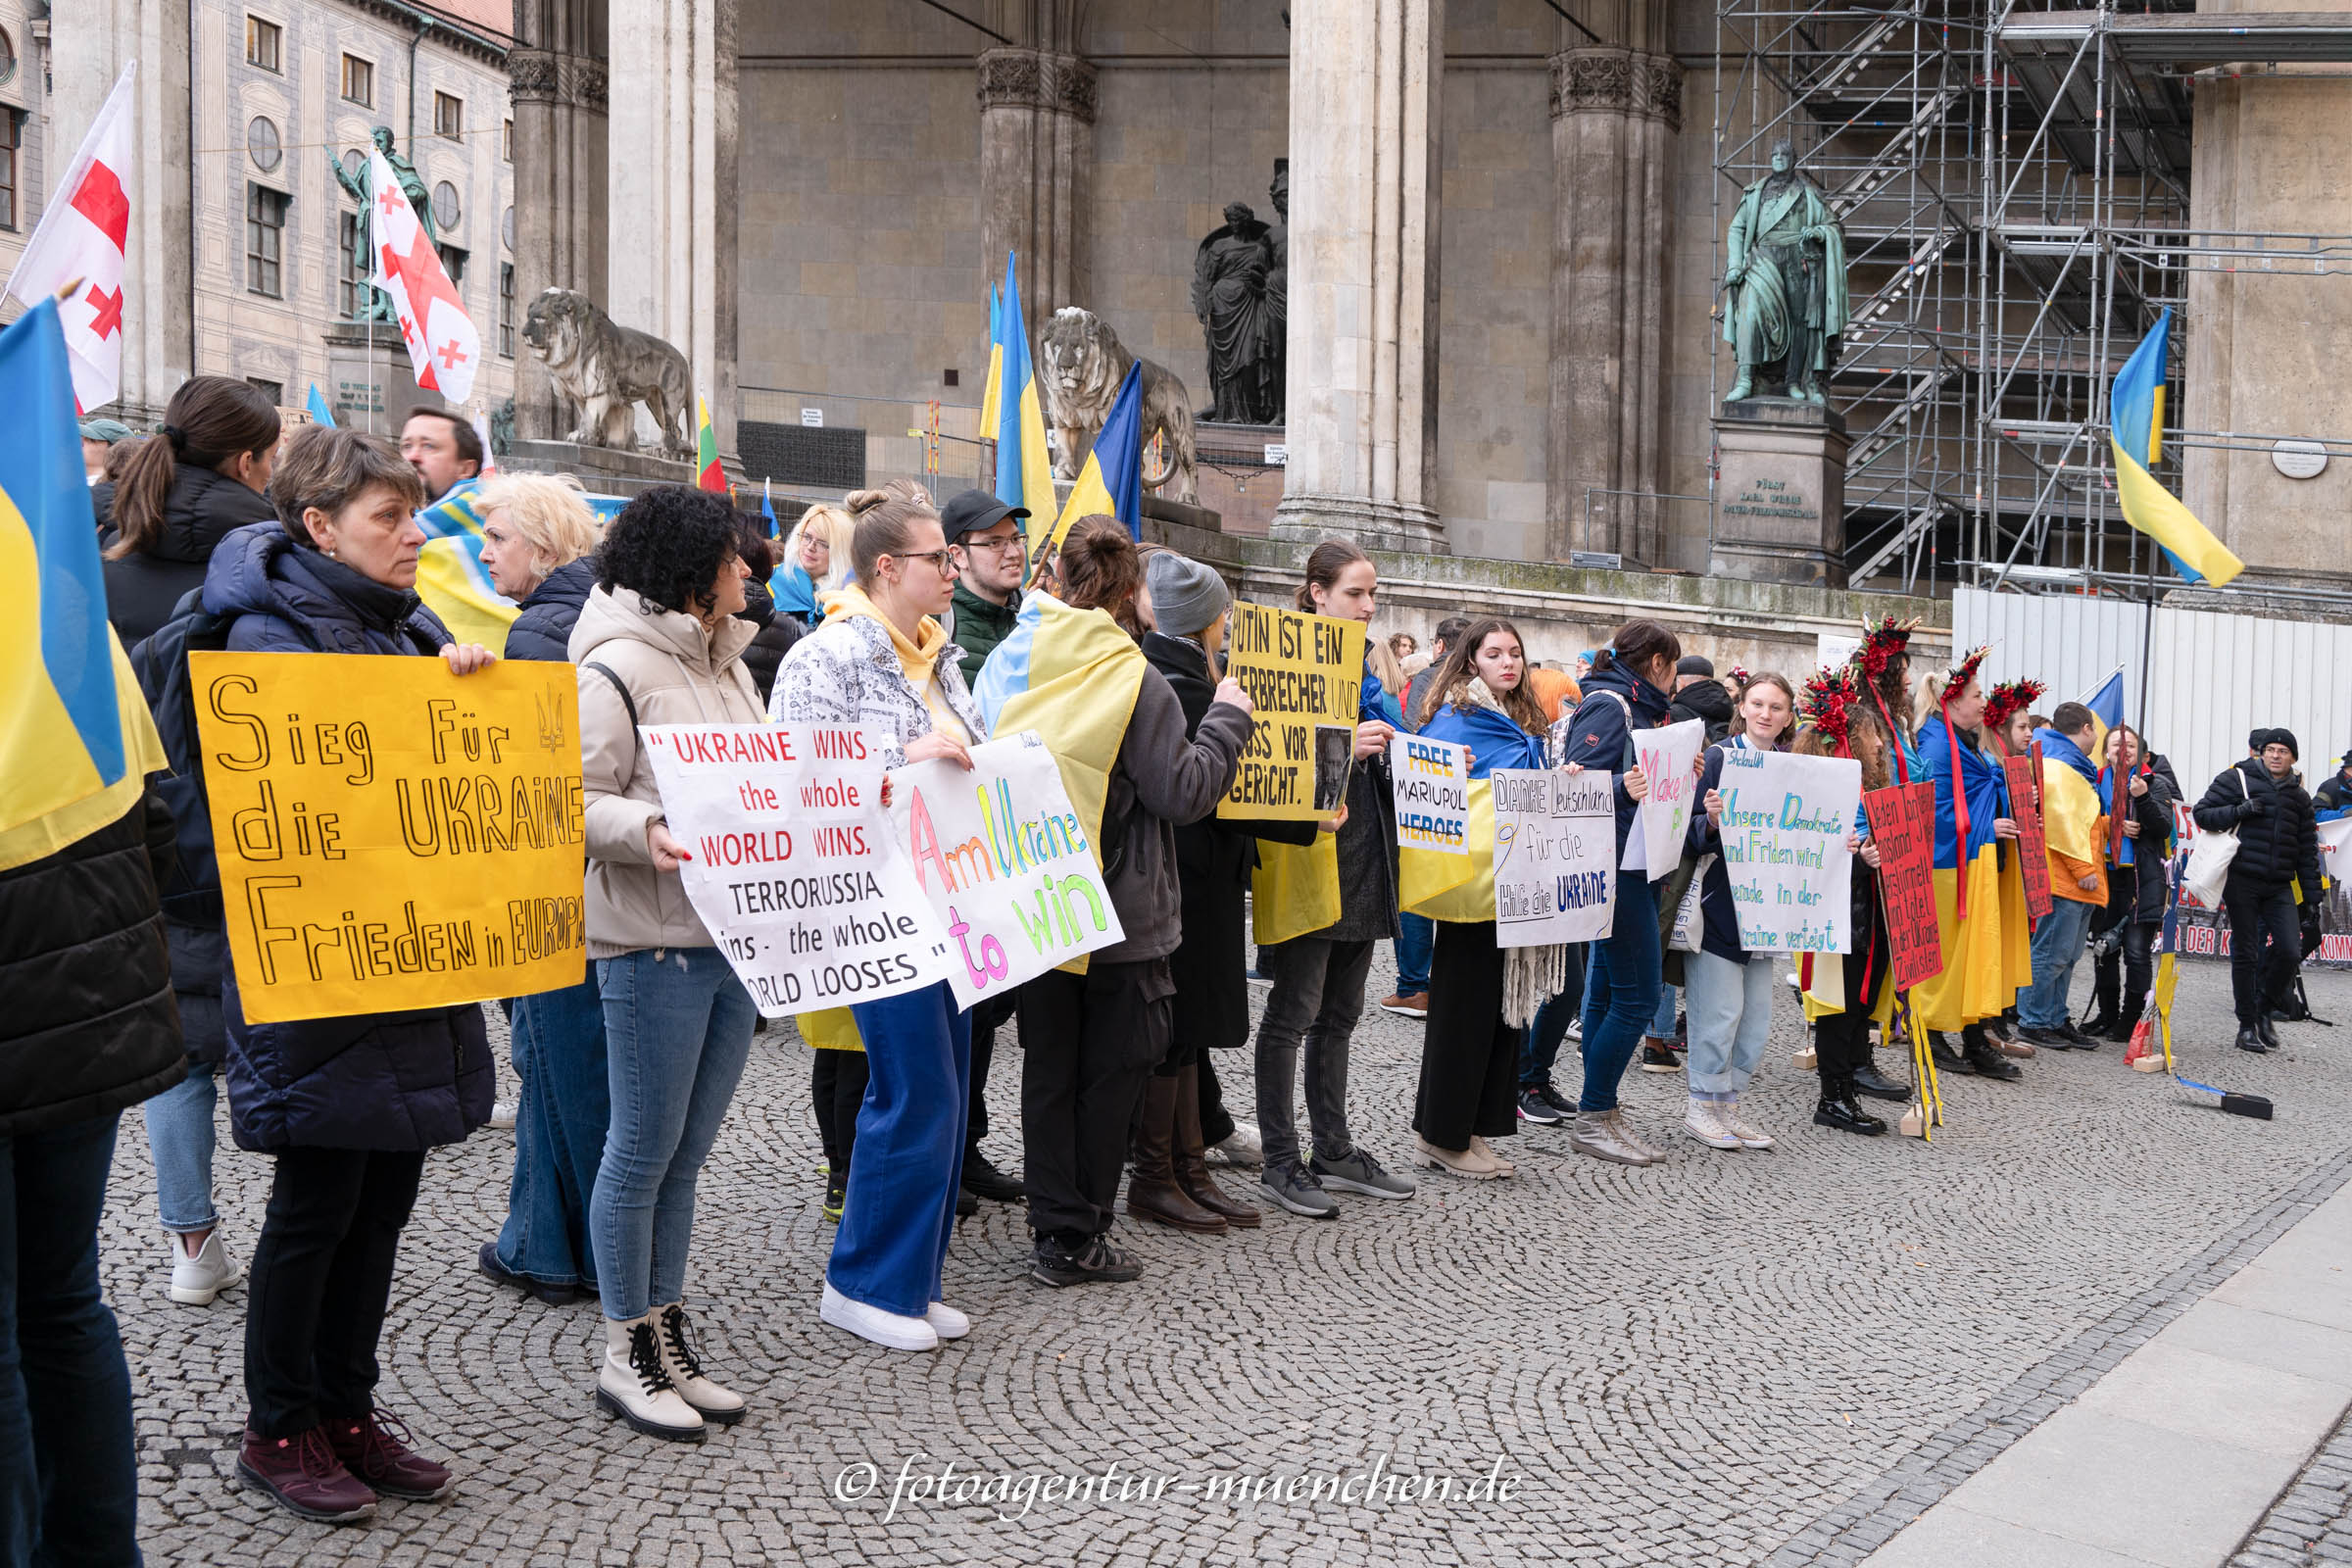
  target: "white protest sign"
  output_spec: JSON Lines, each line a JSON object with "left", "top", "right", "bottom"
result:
{"left": 1713, "top": 747, "right": 1861, "bottom": 954}
{"left": 1630, "top": 717, "right": 1705, "bottom": 880}
{"left": 1492, "top": 766, "right": 1618, "bottom": 949}
{"left": 2321, "top": 815, "right": 2352, "bottom": 881}
{"left": 1391, "top": 732, "right": 1470, "bottom": 856}
{"left": 890, "top": 732, "right": 1126, "bottom": 1010}
{"left": 642, "top": 723, "right": 955, "bottom": 1015}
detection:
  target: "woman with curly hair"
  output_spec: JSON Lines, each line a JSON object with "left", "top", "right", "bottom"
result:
{"left": 572, "top": 486, "right": 764, "bottom": 1443}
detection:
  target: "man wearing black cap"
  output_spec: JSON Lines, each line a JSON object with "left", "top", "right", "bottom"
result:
{"left": 2195, "top": 728, "right": 2323, "bottom": 1051}
{"left": 938, "top": 489, "right": 1030, "bottom": 686}
{"left": 2315, "top": 747, "right": 2352, "bottom": 818}
{"left": 1669, "top": 655, "right": 1735, "bottom": 745}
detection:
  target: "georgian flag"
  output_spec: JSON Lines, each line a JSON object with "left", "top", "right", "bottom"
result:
{"left": 367, "top": 145, "right": 479, "bottom": 405}
{"left": 4, "top": 62, "right": 138, "bottom": 413}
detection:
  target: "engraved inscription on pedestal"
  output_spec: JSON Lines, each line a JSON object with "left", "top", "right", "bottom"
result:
{"left": 1710, "top": 400, "right": 1848, "bottom": 587}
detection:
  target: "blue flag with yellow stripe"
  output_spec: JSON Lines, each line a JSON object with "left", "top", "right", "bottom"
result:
{"left": 2111, "top": 311, "right": 2242, "bottom": 587}
{"left": 1045, "top": 361, "right": 1144, "bottom": 564}
{"left": 413, "top": 476, "right": 522, "bottom": 650}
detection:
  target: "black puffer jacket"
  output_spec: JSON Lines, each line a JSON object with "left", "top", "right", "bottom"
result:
{"left": 503, "top": 557, "right": 599, "bottom": 662}
{"left": 734, "top": 576, "right": 807, "bottom": 705}
{"left": 1669, "top": 676, "right": 1736, "bottom": 745}
{"left": 2196, "top": 758, "right": 2322, "bottom": 902}
{"left": 0, "top": 789, "right": 186, "bottom": 1137}
{"left": 95, "top": 466, "right": 276, "bottom": 649}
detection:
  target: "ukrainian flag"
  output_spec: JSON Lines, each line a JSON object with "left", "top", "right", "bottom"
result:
{"left": 2111, "top": 310, "right": 2241, "bottom": 587}
{"left": 0, "top": 299, "right": 168, "bottom": 870}
{"left": 976, "top": 280, "right": 1004, "bottom": 447}
{"left": 1043, "top": 361, "right": 1145, "bottom": 568}
{"left": 413, "top": 478, "right": 522, "bottom": 651}
{"left": 2080, "top": 666, "right": 2125, "bottom": 760}
{"left": 994, "top": 253, "right": 1057, "bottom": 574}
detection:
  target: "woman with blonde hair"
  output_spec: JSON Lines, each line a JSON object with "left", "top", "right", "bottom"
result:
{"left": 475, "top": 473, "right": 603, "bottom": 662}
{"left": 771, "top": 499, "right": 859, "bottom": 622}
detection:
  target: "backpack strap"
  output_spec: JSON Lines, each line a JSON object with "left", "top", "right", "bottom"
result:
{"left": 583, "top": 661, "right": 639, "bottom": 733}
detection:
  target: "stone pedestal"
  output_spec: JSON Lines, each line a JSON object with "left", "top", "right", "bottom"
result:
{"left": 321, "top": 327, "right": 429, "bottom": 437}
{"left": 979, "top": 47, "right": 1098, "bottom": 325}
{"left": 502, "top": 439, "right": 694, "bottom": 498}
{"left": 1710, "top": 399, "right": 1848, "bottom": 586}
{"left": 1270, "top": 0, "right": 1448, "bottom": 555}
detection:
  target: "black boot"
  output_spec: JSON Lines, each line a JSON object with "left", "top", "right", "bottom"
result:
{"left": 2107, "top": 1003, "right": 2143, "bottom": 1044}
{"left": 1851, "top": 1054, "right": 1912, "bottom": 1102}
{"left": 2235, "top": 1026, "right": 2270, "bottom": 1054}
{"left": 1813, "top": 1069, "right": 1888, "bottom": 1135}
{"left": 2257, "top": 1013, "right": 2281, "bottom": 1050}
{"left": 1962, "top": 1024, "right": 2021, "bottom": 1081}
{"left": 1930, "top": 1032, "right": 1975, "bottom": 1076}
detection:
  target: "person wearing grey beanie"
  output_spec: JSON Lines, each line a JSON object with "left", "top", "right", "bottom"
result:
{"left": 1144, "top": 551, "right": 1232, "bottom": 638}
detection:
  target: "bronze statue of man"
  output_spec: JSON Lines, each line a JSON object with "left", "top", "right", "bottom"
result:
{"left": 329, "top": 126, "right": 435, "bottom": 322}
{"left": 1192, "top": 201, "right": 1278, "bottom": 424}
{"left": 1722, "top": 138, "right": 1848, "bottom": 404}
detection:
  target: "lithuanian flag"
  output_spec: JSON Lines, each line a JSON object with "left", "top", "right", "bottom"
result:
{"left": 695, "top": 396, "right": 725, "bottom": 493}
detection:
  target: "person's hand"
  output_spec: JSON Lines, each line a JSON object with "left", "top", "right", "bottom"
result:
{"left": 1844, "top": 831, "right": 1863, "bottom": 852}
{"left": 1706, "top": 788, "right": 1727, "bottom": 822}
{"left": 441, "top": 642, "right": 497, "bottom": 676}
{"left": 1318, "top": 804, "right": 1350, "bottom": 835}
{"left": 1692, "top": 754, "right": 1708, "bottom": 778}
{"left": 1725, "top": 263, "right": 1746, "bottom": 287}
{"left": 1861, "top": 840, "right": 1883, "bottom": 869}
{"left": 2077, "top": 874, "right": 2099, "bottom": 892}
{"left": 1213, "top": 677, "right": 1255, "bottom": 716}
{"left": 2124, "top": 818, "right": 2141, "bottom": 839}
{"left": 1626, "top": 766, "right": 1651, "bottom": 802}
{"left": 2244, "top": 796, "right": 2272, "bottom": 819}
{"left": 905, "top": 732, "right": 975, "bottom": 769}
{"left": 1353, "top": 718, "right": 1393, "bottom": 760}
{"left": 2130, "top": 775, "right": 2150, "bottom": 798}
{"left": 648, "top": 820, "right": 692, "bottom": 872}
{"left": 1560, "top": 761, "right": 1585, "bottom": 775}
{"left": 1993, "top": 816, "right": 2020, "bottom": 841}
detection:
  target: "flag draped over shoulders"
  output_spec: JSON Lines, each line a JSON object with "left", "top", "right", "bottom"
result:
{"left": 1397, "top": 697, "right": 1542, "bottom": 924}
{"left": 413, "top": 477, "right": 520, "bottom": 650}
{"left": 975, "top": 592, "right": 1147, "bottom": 866}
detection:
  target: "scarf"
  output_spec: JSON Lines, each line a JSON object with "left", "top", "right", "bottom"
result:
{"left": 1445, "top": 679, "right": 1564, "bottom": 1026}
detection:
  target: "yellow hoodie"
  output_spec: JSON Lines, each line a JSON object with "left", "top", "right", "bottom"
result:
{"left": 819, "top": 583, "right": 968, "bottom": 740}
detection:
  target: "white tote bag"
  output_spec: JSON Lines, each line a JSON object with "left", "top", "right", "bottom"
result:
{"left": 2182, "top": 770, "right": 2248, "bottom": 907}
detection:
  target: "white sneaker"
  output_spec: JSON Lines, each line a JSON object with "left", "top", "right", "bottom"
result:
{"left": 596, "top": 1315, "right": 706, "bottom": 1443}
{"left": 1722, "top": 1102, "right": 1776, "bottom": 1150}
{"left": 489, "top": 1099, "right": 518, "bottom": 1130}
{"left": 820, "top": 1281, "right": 939, "bottom": 1351}
{"left": 1683, "top": 1101, "right": 1741, "bottom": 1151}
{"left": 168, "top": 1229, "right": 243, "bottom": 1305}
{"left": 925, "top": 1301, "right": 970, "bottom": 1341}
{"left": 1205, "top": 1120, "right": 1263, "bottom": 1169}
{"left": 654, "top": 1303, "right": 745, "bottom": 1425}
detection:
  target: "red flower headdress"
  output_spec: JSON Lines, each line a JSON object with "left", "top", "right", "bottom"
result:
{"left": 1797, "top": 664, "right": 1863, "bottom": 757}
{"left": 1726, "top": 663, "right": 1754, "bottom": 691}
{"left": 1937, "top": 643, "right": 1994, "bottom": 918}
{"left": 1943, "top": 643, "right": 1991, "bottom": 701}
{"left": 1981, "top": 677, "right": 2045, "bottom": 737}
{"left": 1856, "top": 613, "right": 1920, "bottom": 688}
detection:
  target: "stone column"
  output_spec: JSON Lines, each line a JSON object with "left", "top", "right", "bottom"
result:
{"left": 508, "top": 0, "right": 611, "bottom": 442}
{"left": 607, "top": 0, "right": 739, "bottom": 465}
{"left": 978, "top": 48, "right": 1097, "bottom": 328}
{"left": 1547, "top": 46, "right": 1682, "bottom": 565}
{"left": 1270, "top": 0, "right": 1448, "bottom": 554}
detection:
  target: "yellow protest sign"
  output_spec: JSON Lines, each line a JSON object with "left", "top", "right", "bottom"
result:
{"left": 1218, "top": 602, "right": 1366, "bottom": 822}
{"left": 189, "top": 650, "right": 587, "bottom": 1023}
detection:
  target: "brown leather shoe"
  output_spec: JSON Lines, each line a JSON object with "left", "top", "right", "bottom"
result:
{"left": 237, "top": 1427, "right": 378, "bottom": 1524}
{"left": 326, "top": 1408, "right": 452, "bottom": 1500}
{"left": 1173, "top": 1061, "right": 1259, "bottom": 1227}
{"left": 1127, "top": 1073, "right": 1226, "bottom": 1233}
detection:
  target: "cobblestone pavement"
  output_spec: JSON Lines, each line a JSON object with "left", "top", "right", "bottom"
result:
{"left": 110, "top": 957, "right": 2352, "bottom": 1567}
{"left": 2232, "top": 1404, "right": 2352, "bottom": 1566}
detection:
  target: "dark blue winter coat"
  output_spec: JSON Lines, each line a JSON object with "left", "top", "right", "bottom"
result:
{"left": 1556, "top": 658, "right": 1673, "bottom": 854}
{"left": 201, "top": 522, "right": 495, "bottom": 1153}
{"left": 502, "top": 557, "right": 598, "bottom": 662}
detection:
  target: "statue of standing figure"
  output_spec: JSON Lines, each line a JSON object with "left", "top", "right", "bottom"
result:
{"left": 1264, "top": 160, "right": 1289, "bottom": 424}
{"left": 329, "top": 127, "right": 435, "bottom": 323}
{"left": 1193, "top": 201, "right": 1280, "bottom": 425}
{"left": 1722, "top": 138, "right": 1849, "bottom": 405}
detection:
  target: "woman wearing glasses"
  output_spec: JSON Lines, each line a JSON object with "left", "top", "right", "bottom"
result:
{"left": 771, "top": 483, "right": 993, "bottom": 1352}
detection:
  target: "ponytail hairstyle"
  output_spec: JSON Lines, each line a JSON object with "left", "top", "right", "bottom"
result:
{"left": 1417, "top": 615, "right": 1547, "bottom": 736}
{"left": 1294, "top": 536, "right": 1371, "bottom": 612}
{"left": 845, "top": 480, "right": 939, "bottom": 588}
{"left": 1588, "top": 617, "right": 1683, "bottom": 692}
{"left": 1057, "top": 514, "right": 1146, "bottom": 636}
{"left": 106, "top": 375, "right": 281, "bottom": 560}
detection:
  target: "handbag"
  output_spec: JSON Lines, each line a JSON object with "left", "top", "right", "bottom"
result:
{"left": 2182, "top": 769, "right": 2248, "bottom": 907}
{"left": 1668, "top": 854, "right": 1714, "bottom": 953}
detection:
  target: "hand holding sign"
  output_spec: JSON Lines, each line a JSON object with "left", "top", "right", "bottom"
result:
{"left": 1713, "top": 748, "right": 1859, "bottom": 953}
{"left": 1390, "top": 732, "right": 1470, "bottom": 856}
{"left": 1493, "top": 766, "right": 1617, "bottom": 947}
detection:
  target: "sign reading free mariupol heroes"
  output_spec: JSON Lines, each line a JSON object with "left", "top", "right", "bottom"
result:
{"left": 891, "top": 733, "right": 1125, "bottom": 1010}
{"left": 1713, "top": 747, "right": 1861, "bottom": 954}
{"left": 1391, "top": 732, "right": 1470, "bottom": 855}
{"left": 643, "top": 723, "right": 955, "bottom": 1015}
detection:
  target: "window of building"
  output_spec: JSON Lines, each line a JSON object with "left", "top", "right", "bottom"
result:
{"left": 437, "top": 243, "right": 466, "bottom": 287}
{"left": 341, "top": 54, "right": 373, "bottom": 108}
{"left": 502, "top": 206, "right": 514, "bottom": 252}
{"left": 0, "top": 26, "right": 18, "bottom": 88}
{"left": 246, "top": 16, "right": 281, "bottom": 72}
{"left": 430, "top": 179, "right": 461, "bottom": 232}
{"left": 247, "top": 377, "right": 284, "bottom": 407}
{"left": 0, "top": 112, "right": 18, "bottom": 232}
{"left": 339, "top": 211, "right": 369, "bottom": 318}
{"left": 500, "top": 264, "right": 515, "bottom": 358}
{"left": 246, "top": 183, "right": 287, "bottom": 298}
{"left": 247, "top": 116, "right": 282, "bottom": 172}
{"left": 503, "top": 118, "right": 513, "bottom": 162}
{"left": 340, "top": 147, "right": 366, "bottom": 183}
{"left": 433, "top": 92, "right": 463, "bottom": 140}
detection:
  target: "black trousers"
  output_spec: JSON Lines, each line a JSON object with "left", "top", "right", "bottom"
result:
{"left": 1019, "top": 959, "right": 1172, "bottom": 1241}
{"left": 2223, "top": 880, "right": 2301, "bottom": 1027}
{"left": 967, "top": 991, "right": 1017, "bottom": 1154}
{"left": 1197, "top": 1053, "right": 1238, "bottom": 1147}
{"left": 1815, "top": 904, "right": 1887, "bottom": 1082}
{"left": 811, "top": 1049, "right": 870, "bottom": 1174}
{"left": 244, "top": 1147, "right": 425, "bottom": 1440}
{"left": 1414, "top": 921, "right": 1521, "bottom": 1150}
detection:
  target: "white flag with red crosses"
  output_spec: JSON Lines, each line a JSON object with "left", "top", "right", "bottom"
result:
{"left": 366, "top": 145, "right": 479, "bottom": 406}
{"left": 5, "top": 61, "right": 137, "bottom": 414}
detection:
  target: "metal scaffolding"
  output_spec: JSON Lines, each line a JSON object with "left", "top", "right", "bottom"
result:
{"left": 1712, "top": 0, "right": 2352, "bottom": 597}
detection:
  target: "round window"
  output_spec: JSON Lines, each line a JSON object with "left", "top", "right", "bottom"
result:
{"left": 247, "top": 116, "right": 282, "bottom": 173}
{"left": 341, "top": 148, "right": 366, "bottom": 182}
{"left": 431, "top": 180, "right": 462, "bottom": 231}
{"left": 503, "top": 205, "right": 514, "bottom": 251}
{"left": 0, "top": 28, "right": 18, "bottom": 88}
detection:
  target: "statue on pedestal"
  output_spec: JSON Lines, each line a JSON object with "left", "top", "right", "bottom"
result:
{"left": 1265, "top": 160, "right": 1289, "bottom": 423}
{"left": 1722, "top": 138, "right": 1849, "bottom": 405}
{"left": 329, "top": 127, "right": 434, "bottom": 324}
{"left": 1192, "top": 202, "right": 1279, "bottom": 424}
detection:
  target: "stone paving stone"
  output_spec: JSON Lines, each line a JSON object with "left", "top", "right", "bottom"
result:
{"left": 106, "top": 959, "right": 2352, "bottom": 1565}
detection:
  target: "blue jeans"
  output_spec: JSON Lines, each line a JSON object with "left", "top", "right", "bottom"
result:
{"left": 1683, "top": 951, "right": 1775, "bottom": 1094}
{"left": 2018, "top": 896, "right": 2095, "bottom": 1029}
{"left": 495, "top": 972, "right": 609, "bottom": 1290}
{"left": 1519, "top": 946, "right": 1588, "bottom": 1088}
{"left": 145, "top": 1058, "right": 220, "bottom": 1233}
{"left": 830, "top": 982, "right": 971, "bottom": 1318}
{"left": 591, "top": 949, "right": 756, "bottom": 1322}
{"left": 1650, "top": 984, "right": 1680, "bottom": 1039}
{"left": 1578, "top": 873, "right": 1661, "bottom": 1113}
{"left": 0, "top": 1113, "right": 140, "bottom": 1568}
{"left": 1394, "top": 913, "right": 1435, "bottom": 996}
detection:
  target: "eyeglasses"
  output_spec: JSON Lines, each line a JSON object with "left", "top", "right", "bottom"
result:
{"left": 962, "top": 534, "right": 1029, "bottom": 556}
{"left": 891, "top": 549, "right": 961, "bottom": 576}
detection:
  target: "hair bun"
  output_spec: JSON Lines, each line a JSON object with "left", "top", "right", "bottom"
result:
{"left": 842, "top": 489, "right": 889, "bottom": 517}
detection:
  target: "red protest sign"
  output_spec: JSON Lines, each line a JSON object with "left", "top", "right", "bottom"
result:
{"left": 1865, "top": 781, "right": 1943, "bottom": 992}
{"left": 2003, "top": 754, "right": 2054, "bottom": 921}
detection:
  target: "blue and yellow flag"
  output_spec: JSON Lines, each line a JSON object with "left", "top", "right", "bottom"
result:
{"left": 2111, "top": 310, "right": 2241, "bottom": 587}
{"left": 1045, "top": 362, "right": 1144, "bottom": 569}
{"left": 2079, "top": 665, "right": 2125, "bottom": 760}
{"left": 995, "top": 253, "right": 1057, "bottom": 569}
{"left": 0, "top": 299, "right": 168, "bottom": 870}
{"left": 977, "top": 280, "right": 1004, "bottom": 447}
{"left": 413, "top": 477, "right": 522, "bottom": 651}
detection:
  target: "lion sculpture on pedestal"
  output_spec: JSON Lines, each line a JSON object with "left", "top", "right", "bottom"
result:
{"left": 1036, "top": 307, "right": 1200, "bottom": 506}
{"left": 520, "top": 287, "right": 696, "bottom": 461}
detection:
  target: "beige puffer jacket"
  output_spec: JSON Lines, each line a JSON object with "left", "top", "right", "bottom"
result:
{"left": 569, "top": 585, "right": 764, "bottom": 957}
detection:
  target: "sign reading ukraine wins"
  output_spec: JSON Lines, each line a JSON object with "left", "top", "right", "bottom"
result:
{"left": 1218, "top": 602, "right": 1366, "bottom": 822}
{"left": 189, "top": 652, "right": 588, "bottom": 1022}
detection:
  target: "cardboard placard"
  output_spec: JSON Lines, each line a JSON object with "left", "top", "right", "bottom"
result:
{"left": 1218, "top": 602, "right": 1366, "bottom": 821}
{"left": 889, "top": 733, "right": 1126, "bottom": 1009}
{"left": 1630, "top": 718, "right": 1705, "bottom": 881}
{"left": 2003, "top": 754, "right": 2054, "bottom": 920}
{"left": 643, "top": 723, "right": 954, "bottom": 1015}
{"left": 1391, "top": 732, "right": 1470, "bottom": 855}
{"left": 1714, "top": 748, "right": 1861, "bottom": 953}
{"left": 1864, "top": 780, "right": 1942, "bottom": 991}
{"left": 189, "top": 651, "right": 587, "bottom": 1023}
{"left": 1492, "top": 766, "right": 1617, "bottom": 949}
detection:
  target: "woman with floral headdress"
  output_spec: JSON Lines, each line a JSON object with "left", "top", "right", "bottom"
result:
{"left": 1983, "top": 680, "right": 2044, "bottom": 764}
{"left": 1840, "top": 617, "right": 1925, "bottom": 1101}
{"left": 1791, "top": 667, "right": 1892, "bottom": 1134}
